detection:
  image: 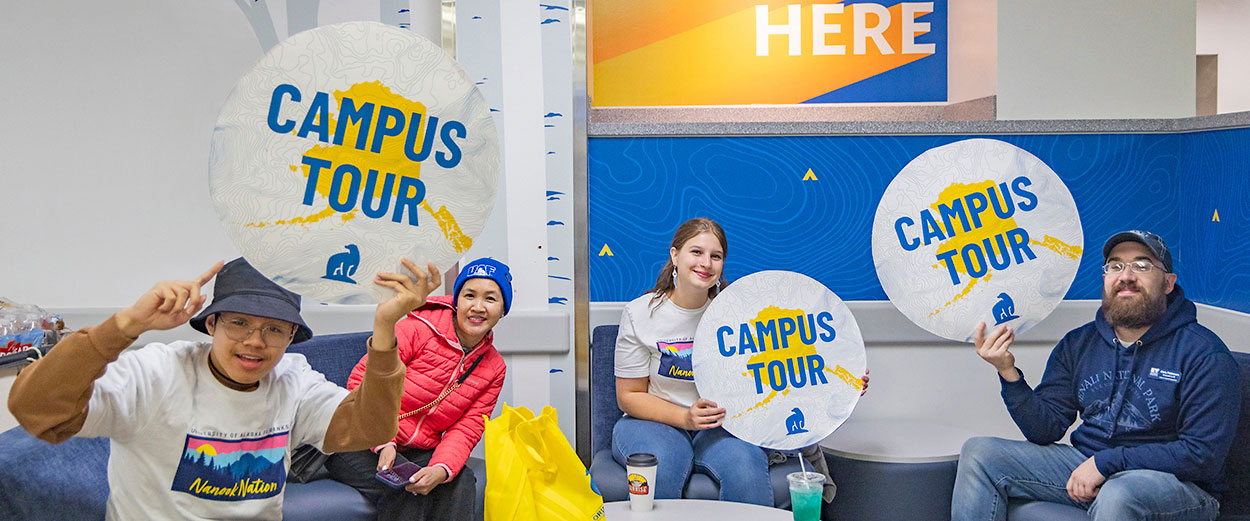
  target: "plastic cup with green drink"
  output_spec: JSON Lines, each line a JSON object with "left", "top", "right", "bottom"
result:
{"left": 787, "top": 471, "right": 824, "bottom": 521}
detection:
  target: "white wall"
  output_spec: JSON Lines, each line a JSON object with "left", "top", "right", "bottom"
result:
{"left": 536, "top": 0, "right": 581, "bottom": 436}
{"left": 0, "top": 0, "right": 450, "bottom": 308}
{"left": 998, "top": 0, "right": 1196, "bottom": 120}
{"left": 451, "top": 0, "right": 579, "bottom": 444}
{"left": 1, "top": 0, "right": 256, "bottom": 307}
{"left": 1198, "top": 0, "right": 1250, "bottom": 114}
{"left": 948, "top": 0, "right": 997, "bottom": 104}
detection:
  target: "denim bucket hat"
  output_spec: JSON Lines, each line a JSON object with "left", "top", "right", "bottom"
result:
{"left": 189, "top": 258, "right": 313, "bottom": 343}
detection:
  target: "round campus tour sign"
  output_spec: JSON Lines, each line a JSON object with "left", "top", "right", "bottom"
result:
{"left": 693, "top": 271, "right": 866, "bottom": 451}
{"left": 210, "top": 22, "right": 499, "bottom": 304}
{"left": 872, "top": 139, "right": 1083, "bottom": 342}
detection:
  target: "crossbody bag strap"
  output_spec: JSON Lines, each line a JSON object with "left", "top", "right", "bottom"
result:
{"left": 396, "top": 353, "right": 488, "bottom": 421}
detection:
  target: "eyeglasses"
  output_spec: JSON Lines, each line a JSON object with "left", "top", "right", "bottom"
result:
{"left": 1102, "top": 260, "right": 1167, "bottom": 275}
{"left": 217, "top": 316, "right": 295, "bottom": 348}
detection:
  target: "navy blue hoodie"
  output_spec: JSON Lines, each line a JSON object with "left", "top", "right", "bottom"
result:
{"left": 1001, "top": 284, "right": 1239, "bottom": 493}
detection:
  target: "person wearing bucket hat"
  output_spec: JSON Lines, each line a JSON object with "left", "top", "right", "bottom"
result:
{"left": 325, "top": 258, "right": 510, "bottom": 521}
{"left": 9, "top": 256, "right": 444, "bottom": 520}
{"left": 185, "top": 258, "right": 316, "bottom": 386}
{"left": 954, "top": 230, "right": 1238, "bottom": 521}
{"left": 189, "top": 257, "right": 314, "bottom": 341}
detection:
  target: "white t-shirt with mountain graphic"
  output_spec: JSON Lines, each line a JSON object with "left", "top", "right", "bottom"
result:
{"left": 614, "top": 294, "right": 708, "bottom": 409}
{"left": 79, "top": 341, "right": 348, "bottom": 521}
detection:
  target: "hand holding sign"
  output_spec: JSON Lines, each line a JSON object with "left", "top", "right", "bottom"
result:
{"left": 369, "top": 258, "right": 441, "bottom": 352}
{"left": 693, "top": 271, "right": 865, "bottom": 450}
{"left": 687, "top": 398, "right": 726, "bottom": 431}
{"left": 973, "top": 322, "right": 1020, "bottom": 382}
{"left": 373, "top": 259, "right": 441, "bottom": 326}
{"left": 872, "top": 139, "right": 1082, "bottom": 341}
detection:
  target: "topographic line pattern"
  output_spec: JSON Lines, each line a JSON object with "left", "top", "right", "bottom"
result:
{"left": 590, "top": 134, "right": 1189, "bottom": 306}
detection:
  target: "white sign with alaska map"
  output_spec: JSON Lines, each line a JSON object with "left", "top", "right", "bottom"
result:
{"left": 210, "top": 22, "right": 499, "bottom": 304}
{"left": 872, "top": 138, "right": 1083, "bottom": 342}
{"left": 693, "top": 271, "right": 866, "bottom": 450}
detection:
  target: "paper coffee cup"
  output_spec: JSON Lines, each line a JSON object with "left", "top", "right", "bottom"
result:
{"left": 625, "top": 453, "right": 658, "bottom": 512}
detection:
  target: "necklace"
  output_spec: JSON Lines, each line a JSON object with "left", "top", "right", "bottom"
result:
{"left": 207, "top": 353, "right": 260, "bottom": 392}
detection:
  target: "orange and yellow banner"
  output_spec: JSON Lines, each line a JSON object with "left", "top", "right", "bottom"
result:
{"left": 590, "top": 0, "right": 946, "bottom": 106}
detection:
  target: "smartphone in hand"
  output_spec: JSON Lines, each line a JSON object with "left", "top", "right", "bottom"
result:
{"left": 375, "top": 461, "right": 423, "bottom": 489}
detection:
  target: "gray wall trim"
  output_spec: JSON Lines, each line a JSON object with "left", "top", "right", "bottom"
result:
{"left": 588, "top": 109, "right": 1250, "bottom": 138}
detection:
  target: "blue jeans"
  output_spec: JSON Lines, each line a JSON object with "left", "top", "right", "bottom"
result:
{"left": 951, "top": 437, "right": 1219, "bottom": 521}
{"left": 611, "top": 417, "right": 772, "bottom": 506}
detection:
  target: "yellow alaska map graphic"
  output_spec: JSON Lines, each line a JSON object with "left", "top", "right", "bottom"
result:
{"left": 927, "top": 181, "right": 1081, "bottom": 316}
{"left": 732, "top": 306, "right": 862, "bottom": 419}
{"left": 246, "top": 81, "right": 471, "bottom": 253}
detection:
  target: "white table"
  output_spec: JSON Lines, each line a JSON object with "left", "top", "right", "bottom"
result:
{"left": 604, "top": 499, "right": 792, "bottom": 520}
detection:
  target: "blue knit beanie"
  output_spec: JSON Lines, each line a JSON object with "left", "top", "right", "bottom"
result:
{"left": 453, "top": 258, "right": 513, "bottom": 315}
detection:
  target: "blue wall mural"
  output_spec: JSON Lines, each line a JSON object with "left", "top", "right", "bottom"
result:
{"left": 1178, "top": 128, "right": 1250, "bottom": 314}
{"left": 589, "top": 128, "right": 1250, "bottom": 315}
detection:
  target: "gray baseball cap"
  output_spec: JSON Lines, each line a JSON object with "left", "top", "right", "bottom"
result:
{"left": 1102, "top": 230, "right": 1173, "bottom": 273}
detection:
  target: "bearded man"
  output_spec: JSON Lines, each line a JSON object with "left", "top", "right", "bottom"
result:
{"left": 950, "top": 230, "right": 1239, "bottom": 521}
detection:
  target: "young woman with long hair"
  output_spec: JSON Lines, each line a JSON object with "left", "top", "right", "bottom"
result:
{"left": 611, "top": 217, "right": 777, "bottom": 505}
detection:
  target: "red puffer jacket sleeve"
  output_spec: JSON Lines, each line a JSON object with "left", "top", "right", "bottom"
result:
{"left": 346, "top": 322, "right": 421, "bottom": 392}
{"left": 346, "top": 354, "right": 365, "bottom": 392}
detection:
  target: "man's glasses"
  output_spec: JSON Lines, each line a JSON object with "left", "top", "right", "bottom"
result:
{"left": 1102, "top": 260, "right": 1167, "bottom": 275}
{"left": 217, "top": 316, "right": 294, "bottom": 348}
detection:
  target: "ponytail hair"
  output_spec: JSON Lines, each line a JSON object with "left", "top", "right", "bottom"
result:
{"left": 647, "top": 217, "right": 729, "bottom": 307}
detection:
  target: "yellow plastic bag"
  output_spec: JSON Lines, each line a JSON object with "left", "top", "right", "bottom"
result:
{"left": 484, "top": 404, "right": 604, "bottom": 521}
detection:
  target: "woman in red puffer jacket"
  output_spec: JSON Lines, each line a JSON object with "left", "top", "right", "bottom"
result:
{"left": 326, "top": 258, "right": 510, "bottom": 521}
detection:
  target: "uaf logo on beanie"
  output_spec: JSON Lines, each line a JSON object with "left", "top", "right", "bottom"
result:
{"left": 453, "top": 258, "right": 513, "bottom": 315}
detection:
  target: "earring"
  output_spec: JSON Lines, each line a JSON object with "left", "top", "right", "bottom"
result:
{"left": 671, "top": 267, "right": 677, "bottom": 285}
{"left": 715, "top": 279, "right": 722, "bottom": 292}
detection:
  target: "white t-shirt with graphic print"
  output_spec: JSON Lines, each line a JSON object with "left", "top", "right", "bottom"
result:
{"left": 79, "top": 341, "right": 349, "bottom": 521}
{"left": 614, "top": 293, "right": 709, "bottom": 409}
